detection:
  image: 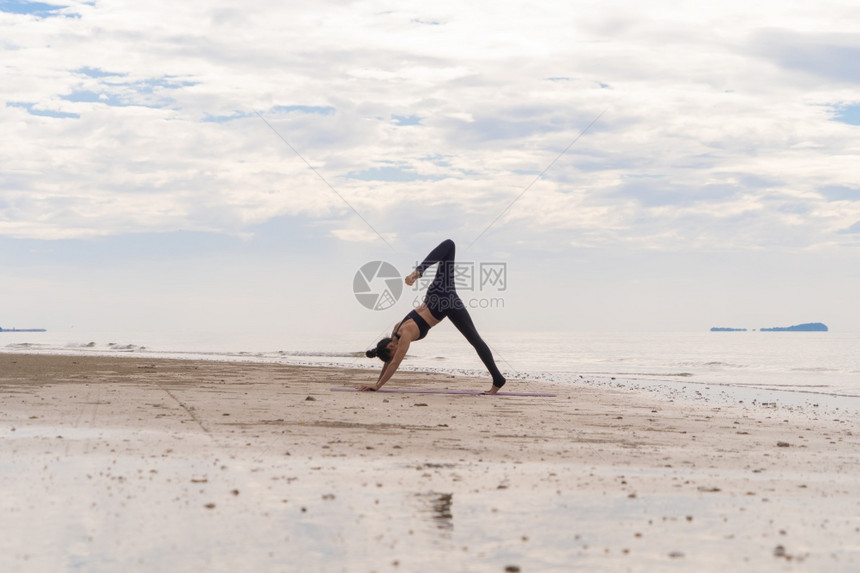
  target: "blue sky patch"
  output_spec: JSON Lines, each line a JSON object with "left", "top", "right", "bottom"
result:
{"left": 272, "top": 105, "right": 335, "bottom": 116}
{"left": 202, "top": 111, "right": 253, "bottom": 123}
{"left": 59, "top": 77, "right": 195, "bottom": 109}
{"left": 204, "top": 106, "right": 334, "bottom": 123}
{"left": 61, "top": 90, "right": 125, "bottom": 107}
{"left": 7, "top": 101, "right": 79, "bottom": 119}
{"left": 0, "top": 0, "right": 66, "bottom": 16}
{"left": 134, "top": 77, "right": 196, "bottom": 94}
{"left": 839, "top": 221, "right": 860, "bottom": 234}
{"left": 392, "top": 114, "right": 421, "bottom": 126}
{"left": 420, "top": 155, "right": 450, "bottom": 167}
{"left": 74, "top": 67, "right": 126, "bottom": 79}
{"left": 609, "top": 182, "right": 740, "bottom": 208}
{"left": 819, "top": 185, "right": 859, "bottom": 201}
{"left": 832, "top": 104, "right": 860, "bottom": 126}
{"left": 347, "top": 166, "right": 443, "bottom": 182}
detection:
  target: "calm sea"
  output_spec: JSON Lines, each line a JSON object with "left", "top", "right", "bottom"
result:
{"left": 3, "top": 328, "right": 859, "bottom": 412}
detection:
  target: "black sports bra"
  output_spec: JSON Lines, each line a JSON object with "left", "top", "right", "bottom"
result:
{"left": 395, "top": 309, "right": 431, "bottom": 340}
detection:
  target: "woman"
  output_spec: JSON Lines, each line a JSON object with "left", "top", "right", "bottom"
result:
{"left": 361, "top": 239, "right": 506, "bottom": 394}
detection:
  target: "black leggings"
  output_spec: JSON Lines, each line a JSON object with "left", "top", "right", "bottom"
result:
{"left": 417, "top": 239, "right": 506, "bottom": 388}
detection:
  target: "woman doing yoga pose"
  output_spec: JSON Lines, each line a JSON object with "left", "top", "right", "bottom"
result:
{"left": 361, "top": 239, "right": 506, "bottom": 394}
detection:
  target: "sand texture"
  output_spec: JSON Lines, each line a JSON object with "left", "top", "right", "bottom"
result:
{"left": 1, "top": 353, "right": 858, "bottom": 572}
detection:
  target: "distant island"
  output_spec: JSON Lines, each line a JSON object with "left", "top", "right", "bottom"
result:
{"left": 710, "top": 322, "right": 828, "bottom": 332}
{"left": 760, "top": 322, "right": 828, "bottom": 332}
{"left": 0, "top": 326, "right": 47, "bottom": 332}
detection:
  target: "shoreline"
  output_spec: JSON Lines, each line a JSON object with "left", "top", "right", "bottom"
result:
{"left": 1, "top": 353, "right": 859, "bottom": 571}
{"left": 2, "top": 345, "right": 858, "bottom": 417}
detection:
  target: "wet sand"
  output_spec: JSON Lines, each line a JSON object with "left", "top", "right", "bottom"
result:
{"left": 1, "top": 353, "right": 858, "bottom": 572}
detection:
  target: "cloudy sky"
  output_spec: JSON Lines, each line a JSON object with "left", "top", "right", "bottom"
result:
{"left": 2, "top": 0, "right": 859, "bottom": 341}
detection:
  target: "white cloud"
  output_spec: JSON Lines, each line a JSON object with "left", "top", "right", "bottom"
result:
{"left": 330, "top": 227, "right": 393, "bottom": 243}
{"left": 3, "top": 0, "right": 860, "bottom": 253}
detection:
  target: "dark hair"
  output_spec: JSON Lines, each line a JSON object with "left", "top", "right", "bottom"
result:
{"left": 366, "top": 337, "right": 394, "bottom": 362}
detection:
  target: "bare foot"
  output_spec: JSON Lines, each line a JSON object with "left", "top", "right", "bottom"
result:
{"left": 483, "top": 385, "right": 501, "bottom": 395}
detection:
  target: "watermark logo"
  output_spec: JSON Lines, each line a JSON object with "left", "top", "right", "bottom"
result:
{"left": 408, "top": 261, "right": 508, "bottom": 310}
{"left": 353, "top": 260, "right": 508, "bottom": 311}
{"left": 353, "top": 261, "right": 403, "bottom": 310}
{"left": 479, "top": 262, "right": 507, "bottom": 291}
{"left": 411, "top": 262, "right": 507, "bottom": 292}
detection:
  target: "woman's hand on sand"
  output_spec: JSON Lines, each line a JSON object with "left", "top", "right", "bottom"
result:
{"left": 404, "top": 270, "right": 420, "bottom": 286}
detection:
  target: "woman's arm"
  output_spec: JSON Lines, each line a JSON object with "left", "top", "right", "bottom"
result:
{"left": 359, "top": 338, "right": 411, "bottom": 391}
{"left": 375, "top": 359, "right": 394, "bottom": 385}
{"left": 405, "top": 269, "right": 421, "bottom": 286}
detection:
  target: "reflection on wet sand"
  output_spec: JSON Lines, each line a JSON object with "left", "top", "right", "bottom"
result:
{"left": 416, "top": 492, "right": 454, "bottom": 534}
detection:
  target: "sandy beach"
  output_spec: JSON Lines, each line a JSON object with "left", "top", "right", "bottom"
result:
{"left": 1, "top": 353, "right": 858, "bottom": 572}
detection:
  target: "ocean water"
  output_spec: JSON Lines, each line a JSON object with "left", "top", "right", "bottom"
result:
{"left": 2, "top": 327, "right": 859, "bottom": 412}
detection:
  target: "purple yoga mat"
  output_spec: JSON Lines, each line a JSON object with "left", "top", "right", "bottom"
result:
{"left": 329, "top": 387, "right": 556, "bottom": 397}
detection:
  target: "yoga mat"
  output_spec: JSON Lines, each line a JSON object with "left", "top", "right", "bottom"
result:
{"left": 330, "top": 387, "right": 556, "bottom": 397}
